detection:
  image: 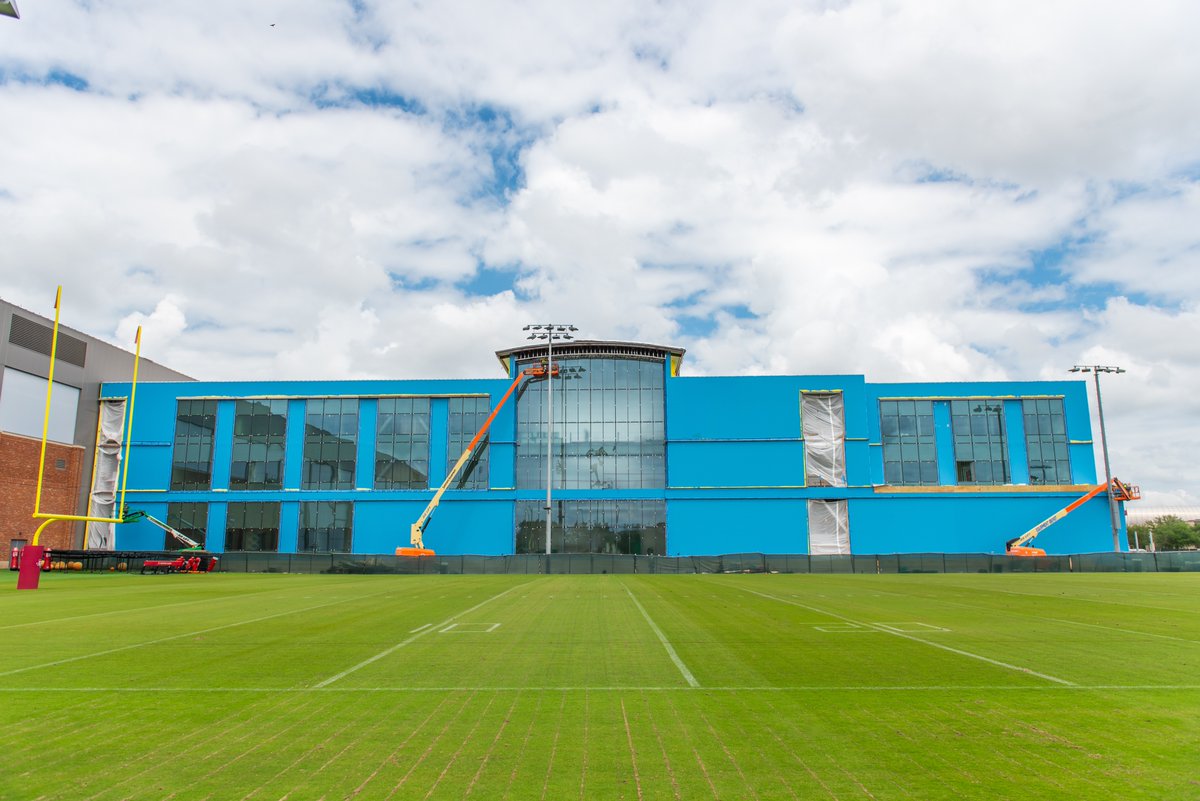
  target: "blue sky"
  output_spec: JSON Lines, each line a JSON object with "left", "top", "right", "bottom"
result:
{"left": 1, "top": 0, "right": 1198, "bottom": 505}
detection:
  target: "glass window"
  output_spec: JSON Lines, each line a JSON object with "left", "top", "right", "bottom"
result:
{"left": 0, "top": 367, "right": 80, "bottom": 443}
{"left": 224, "top": 502, "right": 280, "bottom": 552}
{"left": 879, "top": 400, "right": 937, "bottom": 486}
{"left": 1024, "top": 398, "right": 1071, "bottom": 484}
{"left": 165, "top": 502, "right": 207, "bottom": 550}
{"left": 229, "top": 400, "right": 288, "bottom": 490}
{"left": 299, "top": 501, "right": 353, "bottom": 552}
{"left": 515, "top": 499, "right": 666, "bottom": 555}
{"left": 515, "top": 357, "right": 665, "bottom": 490}
{"left": 170, "top": 400, "right": 217, "bottom": 490}
{"left": 302, "top": 398, "right": 357, "bottom": 490}
{"left": 951, "top": 401, "right": 1009, "bottom": 485}
{"left": 375, "top": 397, "right": 430, "bottom": 489}
{"left": 447, "top": 396, "right": 490, "bottom": 489}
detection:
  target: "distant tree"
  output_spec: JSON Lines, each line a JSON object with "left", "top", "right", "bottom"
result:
{"left": 1127, "top": 522, "right": 1153, "bottom": 550}
{"left": 1130, "top": 516, "right": 1200, "bottom": 551}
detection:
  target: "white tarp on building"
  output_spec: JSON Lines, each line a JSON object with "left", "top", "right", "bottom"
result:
{"left": 86, "top": 398, "right": 125, "bottom": 549}
{"left": 808, "top": 499, "right": 850, "bottom": 555}
{"left": 801, "top": 392, "right": 846, "bottom": 487}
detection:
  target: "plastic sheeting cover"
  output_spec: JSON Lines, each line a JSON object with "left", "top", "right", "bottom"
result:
{"left": 86, "top": 399, "right": 125, "bottom": 549}
{"left": 808, "top": 499, "right": 850, "bottom": 555}
{"left": 801, "top": 392, "right": 846, "bottom": 487}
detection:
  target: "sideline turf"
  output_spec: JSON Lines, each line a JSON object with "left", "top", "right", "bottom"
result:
{"left": 1, "top": 571, "right": 1198, "bottom": 800}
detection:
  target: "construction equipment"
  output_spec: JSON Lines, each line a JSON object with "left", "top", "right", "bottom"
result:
{"left": 121, "top": 509, "right": 204, "bottom": 550}
{"left": 1006, "top": 478, "right": 1140, "bottom": 556}
{"left": 399, "top": 363, "right": 556, "bottom": 557}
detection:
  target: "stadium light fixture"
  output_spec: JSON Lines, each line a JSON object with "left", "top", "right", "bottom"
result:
{"left": 1069, "top": 364, "right": 1126, "bottom": 552}
{"left": 526, "top": 323, "right": 576, "bottom": 555}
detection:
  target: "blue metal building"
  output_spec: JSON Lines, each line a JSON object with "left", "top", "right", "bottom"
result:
{"left": 99, "top": 340, "right": 1123, "bottom": 557}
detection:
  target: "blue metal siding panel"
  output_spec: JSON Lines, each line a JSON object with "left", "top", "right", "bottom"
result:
{"left": 849, "top": 493, "right": 1114, "bottom": 554}
{"left": 279, "top": 501, "right": 299, "bottom": 553}
{"left": 668, "top": 498, "right": 808, "bottom": 555}
{"left": 422, "top": 499, "right": 515, "bottom": 554}
{"left": 284, "top": 399, "right": 305, "bottom": 489}
{"left": 357, "top": 399, "right": 377, "bottom": 490}
{"left": 668, "top": 376, "right": 802, "bottom": 440}
{"left": 844, "top": 440, "right": 871, "bottom": 487}
{"left": 351, "top": 498, "right": 513, "bottom": 554}
{"left": 668, "top": 440, "right": 806, "bottom": 488}
{"left": 207, "top": 503, "right": 227, "bottom": 553}
{"left": 126, "top": 443, "right": 173, "bottom": 492}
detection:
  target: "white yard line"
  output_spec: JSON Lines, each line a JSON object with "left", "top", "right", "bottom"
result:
{"left": 0, "top": 588, "right": 398, "bottom": 679}
{"left": 737, "top": 586, "right": 1078, "bottom": 687}
{"left": 623, "top": 585, "right": 700, "bottom": 688}
{"left": 312, "top": 582, "right": 526, "bottom": 688}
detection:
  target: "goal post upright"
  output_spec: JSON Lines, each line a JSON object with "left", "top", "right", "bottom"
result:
{"left": 20, "top": 287, "right": 145, "bottom": 589}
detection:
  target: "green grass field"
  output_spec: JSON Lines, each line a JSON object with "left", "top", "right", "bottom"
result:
{"left": 2, "top": 571, "right": 1198, "bottom": 800}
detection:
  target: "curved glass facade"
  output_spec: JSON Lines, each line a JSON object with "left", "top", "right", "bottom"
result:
{"left": 515, "top": 356, "right": 665, "bottom": 489}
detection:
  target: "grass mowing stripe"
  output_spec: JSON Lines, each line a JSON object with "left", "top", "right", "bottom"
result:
{"left": 312, "top": 581, "right": 528, "bottom": 688}
{"left": 0, "top": 577, "right": 368, "bottom": 630}
{"left": 538, "top": 692, "right": 567, "bottom": 801}
{"left": 463, "top": 692, "right": 521, "bottom": 799}
{"left": 863, "top": 584, "right": 1200, "bottom": 645}
{"left": 928, "top": 580, "right": 1200, "bottom": 616}
{"left": 737, "top": 585, "right": 1078, "bottom": 687}
{"left": 0, "top": 585, "right": 402, "bottom": 679}
{"left": 620, "top": 698, "right": 645, "bottom": 801}
{"left": 623, "top": 584, "right": 700, "bottom": 688}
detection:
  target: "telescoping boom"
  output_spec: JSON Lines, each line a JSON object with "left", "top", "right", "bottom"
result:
{"left": 1005, "top": 478, "right": 1139, "bottom": 556}
{"left": 122, "top": 509, "right": 203, "bottom": 549}
{"left": 399, "top": 363, "right": 556, "bottom": 557}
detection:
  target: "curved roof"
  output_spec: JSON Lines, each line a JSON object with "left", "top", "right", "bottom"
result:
{"left": 495, "top": 339, "right": 686, "bottom": 376}
{"left": 1126, "top": 506, "right": 1200, "bottom": 525}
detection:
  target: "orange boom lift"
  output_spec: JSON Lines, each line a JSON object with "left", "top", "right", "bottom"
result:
{"left": 1005, "top": 478, "right": 1140, "bottom": 556}
{"left": 398, "top": 363, "right": 556, "bottom": 557}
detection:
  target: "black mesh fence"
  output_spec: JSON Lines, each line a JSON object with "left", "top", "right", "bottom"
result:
{"left": 18, "top": 548, "right": 1200, "bottom": 576}
{"left": 204, "top": 550, "right": 1200, "bottom": 575}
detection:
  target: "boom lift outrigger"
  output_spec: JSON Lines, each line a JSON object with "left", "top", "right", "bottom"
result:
{"left": 398, "top": 362, "right": 557, "bottom": 557}
{"left": 1005, "top": 477, "right": 1140, "bottom": 556}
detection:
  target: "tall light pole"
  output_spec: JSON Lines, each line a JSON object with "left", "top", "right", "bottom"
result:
{"left": 1069, "top": 364, "right": 1125, "bottom": 552}
{"left": 524, "top": 323, "right": 576, "bottom": 554}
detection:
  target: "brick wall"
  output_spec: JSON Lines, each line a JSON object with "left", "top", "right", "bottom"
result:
{"left": 0, "top": 432, "right": 84, "bottom": 551}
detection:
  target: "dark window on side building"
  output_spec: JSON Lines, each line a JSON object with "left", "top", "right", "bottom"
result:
{"left": 230, "top": 400, "right": 287, "bottom": 489}
{"left": 951, "top": 400, "right": 1010, "bottom": 485}
{"left": 299, "top": 501, "right": 353, "bottom": 552}
{"left": 225, "top": 502, "right": 280, "bottom": 552}
{"left": 375, "top": 398, "right": 430, "bottom": 489}
{"left": 170, "top": 400, "right": 217, "bottom": 490}
{"left": 1024, "top": 398, "right": 1071, "bottom": 484}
